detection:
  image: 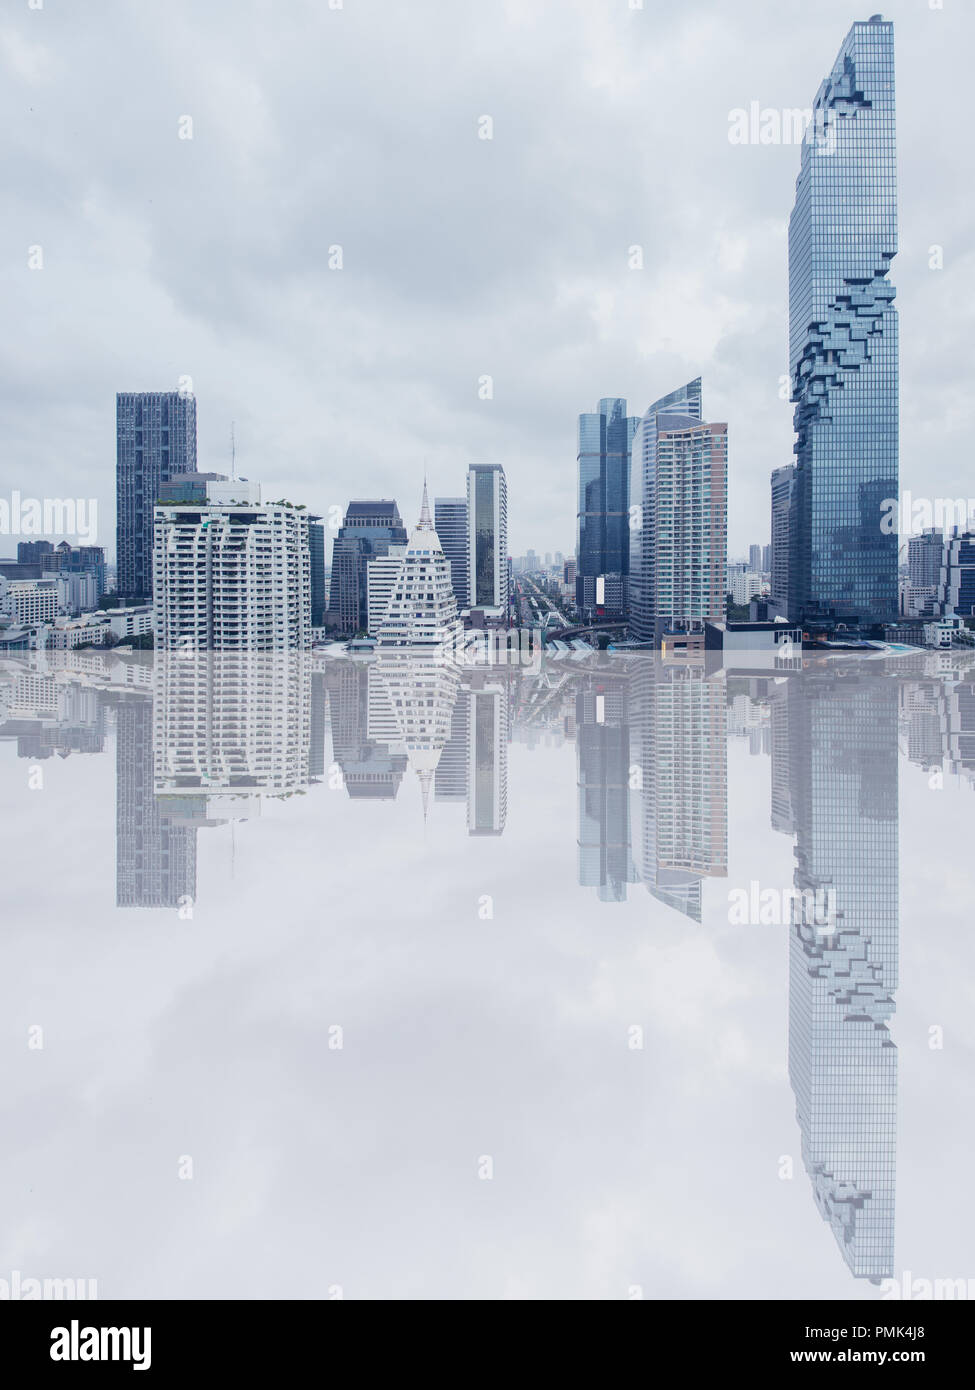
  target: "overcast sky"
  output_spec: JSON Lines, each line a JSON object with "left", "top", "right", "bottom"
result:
{"left": 2, "top": 0, "right": 973, "bottom": 561}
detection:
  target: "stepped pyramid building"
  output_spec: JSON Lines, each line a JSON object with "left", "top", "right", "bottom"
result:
{"left": 376, "top": 484, "right": 464, "bottom": 654}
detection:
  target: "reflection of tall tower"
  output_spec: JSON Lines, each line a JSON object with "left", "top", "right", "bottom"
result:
{"left": 467, "top": 679, "right": 508, "bottom": 836}
{"left": 776, "top": 674, "right": 898, "bottom": 1279}
{"left": 628, "top": 661, "right": 728, "bottom": 922}
{"left": 371, "top": 652, "right": 461, "bottom": 816}
{"left": 116, "top": 696, "right": 197, "bottom": 908}
{"left": 324, "top": 662, "right": 407, "bottom": 800}
{"left": 576, "top": 676, "right": 636, "bottom": 901}
{"left": 435, "top": 684, "right": 470, "bottom": 804}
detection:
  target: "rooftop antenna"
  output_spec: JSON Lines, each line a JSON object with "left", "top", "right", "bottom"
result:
{"left": 230, "top": 421, "right": 237, "bottom": 481}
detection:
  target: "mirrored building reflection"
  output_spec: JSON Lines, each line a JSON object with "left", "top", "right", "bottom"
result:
{"left": 6, "top": 644, "right": 975, "bottom": 1288}
{"left": 771, "top": 673, "right": 898, "bottom": 1280}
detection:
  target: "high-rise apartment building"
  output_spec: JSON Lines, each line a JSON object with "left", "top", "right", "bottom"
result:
{"left": 576, "top": 398, "right": 639, "bottom": 616}
{"left": 116, "top": 391, "right": 197, "bottom": 601}
{"left": 770, "top": 465, "right": 796, "bottom": 618}
{"left": 328, "top": 501, "right": 407, "bottom": 634}
{"left": 467, "top": 465, "right": 508, "bottom": 621}
{"left": 788, "top": 17, "right": 898, "bottom": 629}
{"left": 629, "top": 377, "right": 702, "bottom": 642}
{"left": 628, "top": 380, "right": 727, "bottom": 645}
{"left": 153, "top": 478, "right": 312, "bottom": 650}
{"left": 434, "top": 497, "right": 469, "bottom": 610}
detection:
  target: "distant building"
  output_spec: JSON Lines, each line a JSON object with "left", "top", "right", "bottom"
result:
{"left": 770, "top": 465, "right": 795, "bottom": 618}
{"left": 328, "top": 500, "right": 408, "bottom": 634}
{"left": 2, "top": 579, "right": 59, "bottom": 626}
{"left": 467, "top": 465, "right": 508, "bottom": 622}
{"left": 366, "top": 544, "right": 408, "bottom": 636}
{"left": 308, "top": 519, "right": 327, "bottom": 628}
{"left": 940, "top": 532, "right": 975, "bottom": 616}
{"left": 17, "top": 541, "right": 54, "bottom": 565}
{"left": 434, "top": 497, "right": 469, "bottom": 609}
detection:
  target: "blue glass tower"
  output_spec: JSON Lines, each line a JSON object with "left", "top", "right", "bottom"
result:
{"left": 576, "top": 398, "right": 639, "bottom": 617}
{"left": 788, "top": 17, "right": 898, "bottom": 629}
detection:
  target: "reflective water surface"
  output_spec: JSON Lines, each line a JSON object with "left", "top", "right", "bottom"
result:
{"left": 1, "top": 646, "right": 972, "bottom": 1300}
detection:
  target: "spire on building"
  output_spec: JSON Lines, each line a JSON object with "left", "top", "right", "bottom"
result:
{"left": 418, "top": 477, "right": 433, "bottom": 531}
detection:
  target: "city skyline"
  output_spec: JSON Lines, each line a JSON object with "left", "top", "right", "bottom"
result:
{"left": 3, "top": 2, "right": 971, "bottom": 563}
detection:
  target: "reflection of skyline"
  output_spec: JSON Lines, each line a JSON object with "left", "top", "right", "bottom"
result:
{"left": 772, "top": 674, "right": 898, "bottom": 1282}
{"left": 4, "top": 646, "right": 975, "bottom": 1286}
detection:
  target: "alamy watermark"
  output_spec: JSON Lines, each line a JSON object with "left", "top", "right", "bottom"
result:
{"left": 728, "top": 881, "right": 837, "bottom": 930}
{"left": 881, "top": 491, "right": 975, "bottom": 535}
{"left": 0, "top": 1269, "right": 97, "bottom": 1300}
{"left": 0, "top": 491, "right": 98, "bottom": 544}
{"left": 728, "top": 103, "right": 836, "bottom": 154}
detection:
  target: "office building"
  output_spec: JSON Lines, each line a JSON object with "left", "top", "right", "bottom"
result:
{"left": 1, "top": 579, "right": 59, "bottom": 626}
{"left": 576, "top": 398, "right": 639, "bottom": 616}
{"left": 467, "top": 465, "right": 508, "bottom": 621}
{"left": 308, "top": 519, "right": 327, "bottom": 628}
{"left": 328, "top": 501, "right": 408, "bottom": 634}
{"left": 435, "top": 497, "right": 469, "bottom": 609}
{"left": 770, "top": 465, "right": 796, "bottom": 618}
{"left": 940, "top": 532, "right": 975, "bottom": 616}
{"left": 116, "top": 391, "right": 197, "bottom": 601}
{"left": 788, "top": 17, "right": 899, "bottom": 628}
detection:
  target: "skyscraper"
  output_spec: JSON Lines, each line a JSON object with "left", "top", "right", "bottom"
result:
{"left": 749, "top": 544, "right": 763, "bottom": 572}
{"left": 770, "top": 464, "right": 796, "bottom": 618}
{"left": 434, "top": 497, "right": 469, "bottom": 609}
{"left": 575, "top": 398, "right": 639, "bottom": 617}
{"left": 116, "top": 391, "right": 197, "bottom": 601}
{"left": 628, "top": 380, "right": 727, "bottom": 646}
{"left": 376, "top": 484, "right": 463, "bottom": 652}
{"left": 308, "top": 519, "right": 326, "bottom": 628}
{"left": 328, "top": 501, "right": 408, "bottom": 634}
{"left": 788, "top": 16, "right": 898, "bottom": 629}
{"left": 629, "top": 377, "right": 702, "bottom": 642}
{"left": 467, "top": 465, "right": 508, "bottom": 621}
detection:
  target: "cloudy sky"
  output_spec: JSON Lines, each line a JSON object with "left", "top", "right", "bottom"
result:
{"left": 2, "top": 0, "right": 973, "bottom": 561}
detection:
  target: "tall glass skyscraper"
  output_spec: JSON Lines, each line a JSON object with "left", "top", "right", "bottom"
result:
{"left": 434, "top": 496, "right": 469, "bottom": 609}
{"left": 788, "top": 16, "right": 898, "bottom": 629}
{"left": 466, "top": 464, "right": 508, "bottom": 620}
{"left": 575, "top": 398, "right": 639, "bottom": 616}
{"left": 116, "top": 391, "right": 197, "bottom": 601}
